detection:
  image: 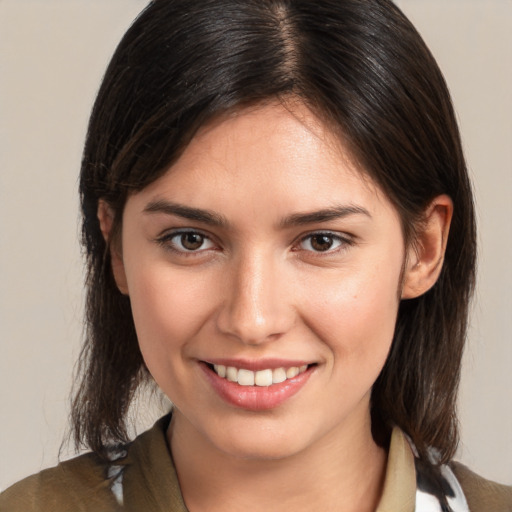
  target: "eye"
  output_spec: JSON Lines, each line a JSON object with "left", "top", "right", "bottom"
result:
{"left": 158, "top": 230, "right": 216, "bottom": 253}
{"left": 298, "top": 232, "right": 349, "bottom": 253}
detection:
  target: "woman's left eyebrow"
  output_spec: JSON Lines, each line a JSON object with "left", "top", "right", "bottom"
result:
{"left": 278, "top": 205, "right": 372, "bottom": 228}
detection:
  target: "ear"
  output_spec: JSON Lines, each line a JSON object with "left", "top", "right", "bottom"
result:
{"left": 401, "top": 195, "right": 453, "bottom": 299}
{"left": 97, "top": 200, "right": 129, "bottom": 295}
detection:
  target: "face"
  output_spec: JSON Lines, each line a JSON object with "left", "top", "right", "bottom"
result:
{"left": 114, "top": 102, "right": 408, "bottom": 460}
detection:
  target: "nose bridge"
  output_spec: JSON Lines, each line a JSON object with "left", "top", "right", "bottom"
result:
{"left": 216, "top": 248, "right": 292, "bottom": 344}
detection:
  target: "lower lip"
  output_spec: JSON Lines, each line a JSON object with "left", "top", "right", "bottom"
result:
{"left": 200, "top": 363, "right": 314, "bottom": 411}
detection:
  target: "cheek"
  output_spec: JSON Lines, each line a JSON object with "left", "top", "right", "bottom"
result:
{"left": 125, "top": 263, "right": 216, "bottom": 366}
{"left": 303, "top": 260, "right": 401, "bottom": 376}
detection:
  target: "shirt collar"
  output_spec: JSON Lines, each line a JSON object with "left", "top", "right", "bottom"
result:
{"left": 123, "top": 417, "right": 418, "bottom": 512}
{"left": 376, "top": 427, "right": 417, "bottom": 512}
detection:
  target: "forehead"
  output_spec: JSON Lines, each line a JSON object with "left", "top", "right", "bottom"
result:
{"left": 125, "top": 101, "right": 397, "bottom": 226}
{"left": 193, "top": 101, "right": 353, "bottom": 167}
{"left": 147, "top": 101, "right": 379, "bottom": 197}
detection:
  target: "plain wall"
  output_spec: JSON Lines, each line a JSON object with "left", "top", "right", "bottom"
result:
{"left": 1, "top": 0, "right": 511, "bottom": 491}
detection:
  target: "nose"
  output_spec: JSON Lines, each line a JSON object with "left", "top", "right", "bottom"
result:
{"left": 216, "top": 251, "right": 295, "bottom": 345}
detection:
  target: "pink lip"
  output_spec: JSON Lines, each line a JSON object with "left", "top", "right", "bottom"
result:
{"left": 200, "top": 361, "right": 314, "bottom": 411}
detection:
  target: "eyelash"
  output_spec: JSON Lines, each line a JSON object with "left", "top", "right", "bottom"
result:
{"left": 295, "top": 232, "right": 354, "bottom": 254}
{"left": 155, "top": 230, "right": 354, "bottom": 256}
{"left": 156, "top": 230, "right": 217, "bottom": 255}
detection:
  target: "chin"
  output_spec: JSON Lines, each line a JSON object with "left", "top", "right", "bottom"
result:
{"left": 204, "top": 417, "right": 316, "bottom": 461}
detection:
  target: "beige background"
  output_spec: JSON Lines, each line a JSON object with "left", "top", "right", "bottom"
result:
{"left": 0, "top": 0, "right": 511, "bottom": 491}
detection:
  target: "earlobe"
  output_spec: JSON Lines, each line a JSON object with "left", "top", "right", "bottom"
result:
{"left": 401, "top": 195, "right": 453, "bottom": 299}
{"left": 97, "top": 200, "right": 129, "bottom": 295}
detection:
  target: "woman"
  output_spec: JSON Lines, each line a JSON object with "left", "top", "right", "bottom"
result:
{"left": 1, "top": 0, "right": 510, "bottom": 511}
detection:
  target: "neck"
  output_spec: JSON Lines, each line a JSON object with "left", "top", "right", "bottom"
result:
{"left": 168, "top": 409, "right": 387, "bottom": 512}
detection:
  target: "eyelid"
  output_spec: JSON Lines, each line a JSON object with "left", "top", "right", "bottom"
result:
{"left": 154, "top": 227, "right": 354, "bottom": 256}
{"left": 293, "top": 230, "right": 355, "bottom": 254}
{"left": 155, "top": 228, "right": 219, "bottom": 254}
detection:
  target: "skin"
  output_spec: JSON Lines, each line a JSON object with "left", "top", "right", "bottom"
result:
{"left": 99, "top": 101, "right": 452, "bottom": 512}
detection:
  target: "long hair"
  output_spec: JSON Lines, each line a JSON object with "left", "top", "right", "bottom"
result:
{"left": 74, "top": 0, "right": 476, "bottom": 463}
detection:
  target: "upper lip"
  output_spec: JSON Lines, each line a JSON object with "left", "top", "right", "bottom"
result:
{"left": 202, "top": 358, "right": 313, "bottom": 371}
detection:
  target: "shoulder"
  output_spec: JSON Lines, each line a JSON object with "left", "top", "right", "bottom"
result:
{"left": 450, "top": 461, "right": 512, "bottom": 512}
{"left": 0, "top": 415, "right": 179, "bottom": 512}
{"left": 0, "top": 452, "right": 120, "bottom": 512}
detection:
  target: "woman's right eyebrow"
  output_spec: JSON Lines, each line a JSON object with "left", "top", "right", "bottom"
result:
{"left": 278, "top": 205, "right": 372, "bottom": 228}
{"left": 143, "top": 200, "right": 229, "bottom": 227}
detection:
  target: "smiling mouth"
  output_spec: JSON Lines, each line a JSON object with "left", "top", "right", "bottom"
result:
{"left": 207, "top": 363, "right": 311, "bottom": 387}
{"left": 201, "top": 361, "right": 316, "bottom": 410}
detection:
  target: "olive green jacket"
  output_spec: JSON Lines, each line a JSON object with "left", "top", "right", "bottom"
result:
{"left": 1, "top": 417, "right": 511, "bottom": 511}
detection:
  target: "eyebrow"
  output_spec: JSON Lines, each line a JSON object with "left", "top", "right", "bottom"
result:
{"left": 143, "top": 199, "right": 371, "bottom": 228}
{"left": 144, "top": 200, "right": 229, "bottom": 227}
{"left": 279, "top": 205, "right": 372, "bottom": 228}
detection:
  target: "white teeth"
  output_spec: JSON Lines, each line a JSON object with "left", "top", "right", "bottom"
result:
{"left": 214, "top": 364, "right": 226, "bottom": 378}
{"left": 226, "top": 366, "right": 238, "bottom": 382}
{"left": 286, "top": 367, "right": 299, "bottom": 379}
{"left": 255, "top": 369, "right": 273, "bottom": 387}
{"left": 272, "top": 367, "right": 287, "bottom": 384}
{"left": 238, "top": 369, "right": 255, "bottom": 386}
{"left": 212, "top": 364, "right": 309, "bottom": 386}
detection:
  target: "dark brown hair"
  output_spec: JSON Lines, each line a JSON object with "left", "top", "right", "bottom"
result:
{"left": 74, "top": 0, "right": 476, "bottom": 464}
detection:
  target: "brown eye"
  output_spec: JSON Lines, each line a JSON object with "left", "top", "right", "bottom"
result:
{"left": 298, "top": 232, "right": 348, "bottom": 253}
{"left": 310, "top": 234, "right": 334, "bottom": 251}
{"left": 180, "top": 232, "right": 206, "bottom": 251}
{"left": 159, "top": 230, "right": 215, "bottom": 253}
